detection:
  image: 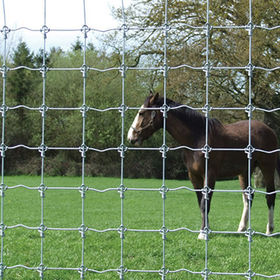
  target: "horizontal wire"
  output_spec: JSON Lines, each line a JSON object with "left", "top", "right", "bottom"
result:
{"left": 4, "top": 64, "right": 280, "bottom": 73}
{"left": 5, "top": 184, "right": 280, "bottom": 195}
{"left": 5, "top": 264, "right": 280, "bottom": 278}
{"left": 5, "top": 223, "right": 280, "bottom": 238}
{"left": 2, "top": 23, "right": 280, "bottom": 34}
{"left": 5, "top": 104, "right": 280, "bottom": 113}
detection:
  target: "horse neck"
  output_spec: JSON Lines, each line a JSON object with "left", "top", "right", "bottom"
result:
{"left": 165, "top": 112, "right": 204, "bottom": 147}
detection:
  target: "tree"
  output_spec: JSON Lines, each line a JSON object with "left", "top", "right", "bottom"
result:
{"left": 109, "top": 0, "right": 280, "bottom": 180}
{"left": 6, "top": 42, "right": 40, "bottom": 144}
{"left": 114, "top": 0, "right": 280, "bottom": 122}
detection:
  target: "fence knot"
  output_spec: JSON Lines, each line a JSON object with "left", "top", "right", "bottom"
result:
{"left": 80, "top": 64, "right": 89, "bottom": 78}
{"left": 160, "top": 103, "right": 170, "bottom": 119}
{"left": 245, "top": 144, "right": 255, "bottom": 159}
{"left": 40, "top": 25, "right": 50, "bottom": 39}
{"left": 205, "top": 22, "right": 212, "bottom": 37}
{"left": 39, "top": 144, "right": 48, "bottom": 158}
{"left": 246, "top": 22, "right": 255, "bottom": 36}
{"left": 161, "top": 63, "right": 169, "bottom": 78}
{"left": 201, "top": 227, "right": 211, "bottom": 240}
{"left": 160, "top": 144, "right": 169, "bottom": 158}
{"left": 40, "top": 65, "right": 48, "bottom": 78}
{"left": 118, "top": 144, "right": 127, "bottom": 159}
{"left": 118, "top": 184, "right": 127, "bottom": 199}
{"left": 38, "top": 183, "right": 47, "bottom": 198}
{"left": 78, "top": 265, "right": 87, "bottom": 278}
{"left": 202, "top": 103, "right": 212, "bottom": 115}
{"left": 245, "top": 227, "right": 255, "bottom": 242}
{"left": 246, "top": 63, "right": 255, "bottom": 77}
{"left": 1, "top": 65, "right": 9, "bottom": 78}
{"left": 246, "top": 269, "right": 256, "bottom": 279}
{"left": 0, "top": 143, "right": 7, "bottom": 158}
{"left": 39, "top": 104, "right": 48, "bottom": 118}
{"left": 159, "top": 267, "right": 169, "bottom": 277}
{"left": 202, "top": 144, "right": 212, "bottom": 159}
{"left": 0, "top": 223, "right": 6, "bottom": 237}
{"left": 0, "top": 104, "right": 8, "bottom": 118}
{"left": 160, "top": 185, "right": 168, "bottom": 199}
{"left": 80, "top": 104, "right": 89, "bottom": 118}
{"left": 37, "top": 263, "right": 46, "bottom": 278}
{"left": 118, "top": 265, "right": 127, "bottom": 278}
{"left": 203, "top": 62, "right": 212, "bottom": 78}
{"left": 38, "top": 224, "right": 47, "bottom": 238}
{"left": 81, "top": 24, "right": 90, "bottom": 38}
{"left": 0, "top": 263, "right": 6, "bottom": 278}
{"left": 119, "top": 103, "right": 128, "bottom": 117}
{"left": 79, "top": 184, "right": 88, "bottom": 198}
{"left": 118, "top": 225, "right": 126, "bottom": 239}
{"left": 79, "top": 224, "right": 88, "bottom": 239}
{"left": 0, "top": 184, "right": 7, "bottom": 197}
{"left": 119, "top": 63, "right": 127, "bottom": 78}
{"left": 202, "top": 268, "right": 212, "bottom": 278}
{"left": 202, "top": 185, "right": 212, "bottom": 200}
{"left": 79, "top": 144, "right": 88, "bottom": 158}
{"left": 160, "top": 226, "right": 168, "bottom": 240}
{"left": 1, "top": 26, "right": 10, "bottom": 39}
{"left": 121, "top": 23, "right": 129, "bottom": 33}
{"left": 245, "top": 103, "right": 255, "bottom": 118}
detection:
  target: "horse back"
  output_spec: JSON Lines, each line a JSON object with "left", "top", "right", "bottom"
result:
{"left": 224, "top": 120, "right": 278, "bottom": 151}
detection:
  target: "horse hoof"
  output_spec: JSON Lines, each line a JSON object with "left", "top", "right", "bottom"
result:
{"left": 237, "top": 225, "right": 246, "bottom": 232}
{"left": 266, "top": 225, "right": 273, "bottom": 236}
{"left": 198, "top": 232, "right": 207, "bottom": 240}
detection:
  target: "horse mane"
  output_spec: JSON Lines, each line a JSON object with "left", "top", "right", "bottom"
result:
{"left": 147, "top": 96, "right": 223, "bottom": 137}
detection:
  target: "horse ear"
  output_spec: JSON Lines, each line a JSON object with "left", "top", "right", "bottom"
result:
{"left": 150, "top": 92, "right": 159, "bottom": 105}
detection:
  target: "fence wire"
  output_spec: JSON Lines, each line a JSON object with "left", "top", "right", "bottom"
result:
{"left": 1, "top": 0, "right": 280, "bottom": 279}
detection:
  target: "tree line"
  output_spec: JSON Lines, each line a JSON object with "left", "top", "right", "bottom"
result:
{"left": 1, "top": 0, "right": 280, "bottom": 179}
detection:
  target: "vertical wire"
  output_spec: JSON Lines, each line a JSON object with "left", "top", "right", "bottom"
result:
{"left": 247, "top": 0, "right": 253, "bottom": 278}
{"left": 119, "top": 1, "right": 126, "bottom": 279}
{"left": 1, "top": 0, "right": 6, "bottom": 25}
{"left": 38, "top": 0, "right": 48, "bottom": 278}
{"left": 0, "top": 0, "right": 7, "bottom": 278}
{"left": 80, "top": 0, "right": 88, "bottom": 278}
{"left": 203, "top": 0, "right": 211, "bottom": 279}
{"left": 160, "top": 0, "right": 168, "bottom": 279}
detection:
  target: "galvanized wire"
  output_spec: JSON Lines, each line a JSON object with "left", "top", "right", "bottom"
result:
{"left": 1, "top": 0, "right": 280, "bottom": 279}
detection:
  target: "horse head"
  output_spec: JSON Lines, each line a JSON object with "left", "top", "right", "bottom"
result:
{"left": 127, "top": 92, "right": 162, "bottom": 145}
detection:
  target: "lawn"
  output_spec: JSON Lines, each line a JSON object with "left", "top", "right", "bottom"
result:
{"left": 1, "top": 176, "right": 280, "bottom": 279}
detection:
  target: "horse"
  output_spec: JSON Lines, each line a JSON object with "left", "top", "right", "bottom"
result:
{"left": 127, "top": 92, "right": 280, "bottom": 240}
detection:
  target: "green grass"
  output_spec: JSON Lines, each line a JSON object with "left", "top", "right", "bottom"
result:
{"left": 1, "top": 176, "right": 280, "bottom": 279}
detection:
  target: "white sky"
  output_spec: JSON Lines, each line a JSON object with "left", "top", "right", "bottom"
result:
{"left": 1, "top": 0, "right": 130, "bottom": 52}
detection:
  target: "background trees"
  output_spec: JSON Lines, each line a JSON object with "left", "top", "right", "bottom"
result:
{"left": 1, "top": 0, "right": 280, "bottom": 179}
{"left": 116, "top": 0, "right": 280, "bottom": 121}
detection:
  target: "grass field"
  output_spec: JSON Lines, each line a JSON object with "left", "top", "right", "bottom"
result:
{"left": 1, "top": 176, "right": 280, "bottom": 279}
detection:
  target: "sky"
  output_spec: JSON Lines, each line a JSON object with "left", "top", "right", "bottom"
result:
{"left": 1, "top": 0, "right": 130, "bottom": 52}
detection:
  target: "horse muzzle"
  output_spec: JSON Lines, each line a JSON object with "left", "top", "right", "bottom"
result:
{"left": 129, "top": 137, "right": 142, "bottom": 146}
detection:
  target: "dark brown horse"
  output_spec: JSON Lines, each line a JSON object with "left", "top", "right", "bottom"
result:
{"left": 127, "top": 93, "right": 280, "bottom": 239}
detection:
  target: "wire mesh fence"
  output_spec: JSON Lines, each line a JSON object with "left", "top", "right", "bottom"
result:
{"left": 1, "top": 0, "right": 280, "bottom": 279}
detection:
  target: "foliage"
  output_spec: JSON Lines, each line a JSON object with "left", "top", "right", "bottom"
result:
{"left": 115, "top": 0, "right": 280, "bottom": 123}
{"left": 1, "top": 40, "right": 186, "bottom": 178}
{"left": 2, "top": 1, "right": 280, "bottom": 178}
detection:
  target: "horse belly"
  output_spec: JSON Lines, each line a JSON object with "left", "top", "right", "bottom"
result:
{"left": 216, "top": 151, "right": 248, "bottom": 179}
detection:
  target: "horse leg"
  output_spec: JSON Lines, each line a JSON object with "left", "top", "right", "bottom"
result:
{"left": 189, "top": 172, "right": 207, "bottom": 240}
{"left": 237, "top": 174, "right": 254, "bottom": 232}
{"left": 197, "top": 173, "right": 215, "bottom": 240}
{"left": 259, "top": 163, "right": 276, "bottom": 235}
